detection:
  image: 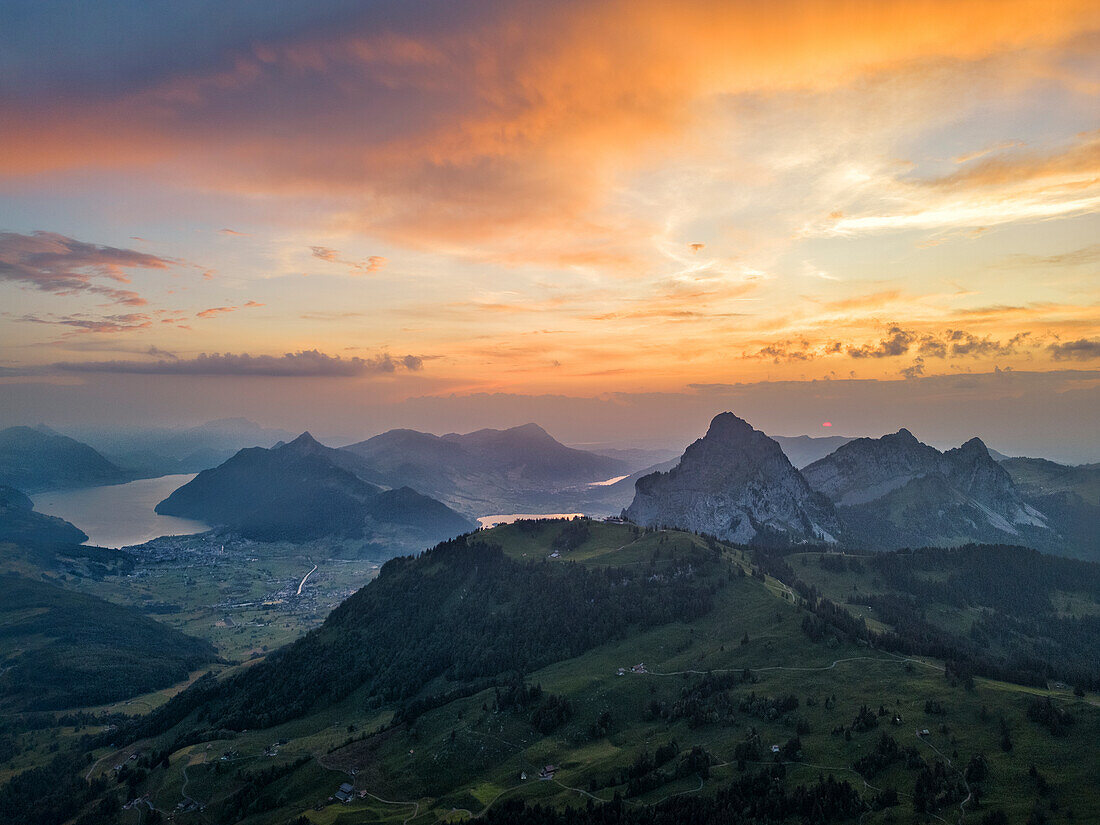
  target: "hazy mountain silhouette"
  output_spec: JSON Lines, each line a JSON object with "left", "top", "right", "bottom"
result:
{"left": 156, "top": 432, "right": 473, "bottom": 544}
{"left": 0, "top": 426, "right": 131, "bottom": 492}
{"left": 341, "top": 423, "right": 629, "bottom": 515}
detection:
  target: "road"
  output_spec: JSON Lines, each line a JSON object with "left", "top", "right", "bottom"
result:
{"left": 296, "top": 564, "right": 318, "bottom": 596}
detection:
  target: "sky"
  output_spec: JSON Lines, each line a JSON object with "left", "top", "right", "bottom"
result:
{"left": 1, "top": 1, "right": 1098, "bottom": 458}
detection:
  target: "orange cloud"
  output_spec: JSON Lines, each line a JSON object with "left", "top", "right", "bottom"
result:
{"left": 1, "top": 0, "right": 1096, "bottom": 267}
{"left": 196, "top": 301, "right": 263, "bottom": 319}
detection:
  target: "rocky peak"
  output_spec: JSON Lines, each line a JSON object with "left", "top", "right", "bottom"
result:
{"left": 623, "top": 412, "right": 840, "bottom": 545}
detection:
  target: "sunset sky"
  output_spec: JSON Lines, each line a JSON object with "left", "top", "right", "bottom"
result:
{"left": 2, "top": 1, "right": 1098, "bottom": 458}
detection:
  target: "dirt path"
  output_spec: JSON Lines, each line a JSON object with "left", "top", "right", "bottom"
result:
{"left": 360, "top": 789, "right": 420, "bottom": 824}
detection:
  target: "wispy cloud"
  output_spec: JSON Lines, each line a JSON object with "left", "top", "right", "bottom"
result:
{"left": 310, "top": 246, "right": 387, "bottom": 274}
{"left": 196, "top": 301, "right": 264, "bottom": 319}
{"left": 813, "top": 131, "right": 1100, "bottom": 236}
{"left": 0, "top": 230, "right": 172, "bottom": 306}
{"left": 17, "top": 312, "right": 153, "bottom": 334}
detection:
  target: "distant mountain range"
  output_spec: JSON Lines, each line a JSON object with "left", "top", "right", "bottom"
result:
{"left": 624, "top": 412, "right": 1095, "bottom": 558}
{"left": 624, "top": 412, "right": 841, "bottom": 544}
{"left": 340, "top": 423, "right": 631, "bottom": 515}
{"left": 156, "top": 432, "right": 475, "bottom": 545}
{"left": 71, "top": 417, "right": 300, "bottom": 477}
{"left": 0, "top": 426, "right": 132, "bottom": 492}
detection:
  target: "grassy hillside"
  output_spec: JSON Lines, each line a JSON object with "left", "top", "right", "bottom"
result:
{"left": 0, "top": 574, "right": 218, "bottom": 711}
{"left": 768, "top": 544, "right": 1100, "bottom": 690}
{"left": 13, "top": 520, "right": 1088, "bottom": 825}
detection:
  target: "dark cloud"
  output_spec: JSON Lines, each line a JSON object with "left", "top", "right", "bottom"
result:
{"left": 744, "top": 340, "right": 814, "bottom": 363}
{"left": 847, "top": 326, "right": 914, "bottom": 358}
{"left": 918, "top": 335, "right": 947, "bottom": 358}
{"left": 947, "top": 330, "right": 1029, "bottom": 357}
{"left": 901, "top": 357, "right": 925, "bottom": 379}
{"left": 0, "top": 230, "right": 172, "bottom": 306}
{"left": 1048, "top": 339, "right": 1100, "bottom": 361}
{"left": 53, "top": 349, "right": 425, "bottom": 377}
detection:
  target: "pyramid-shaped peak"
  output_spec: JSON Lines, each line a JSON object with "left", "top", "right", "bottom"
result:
{"left": 890, "top": 427, "right": 918, "bottom": 443}
{"left": 283, "top": 431, "right": 324, "bottom": 451}
{"left": 956, "top": 436, "right": 990, "bottom": 455}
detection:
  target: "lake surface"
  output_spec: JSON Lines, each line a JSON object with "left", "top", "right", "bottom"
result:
{"left": 477, "top": 513, "right": 585, "bottom": 529}
{"left": 32, "top": 474, "right": 211, "bottom": 548}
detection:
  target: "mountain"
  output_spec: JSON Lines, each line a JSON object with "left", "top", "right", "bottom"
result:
{"left": 769, "top": 434, "right": 856, "bottom": 469}
{"left": 0, "top": 485, "right": 88, "bottom": 546}
{"left": 803, "top": 429, "right": 1054, "bottom": 550}
{"left": 156, "top": 432, "right": 474, "bottom": 545}
{"left": 0, "top": 426, "right": 131, "bottom": 492}
{"left": 341, "top": 423, "right": 630, "bottom": 515}
{"left": 623, "top": 412, "right": 841, "bottom": 544}
{"left": 0, "top": 573, "right": 217, "bottom": 710}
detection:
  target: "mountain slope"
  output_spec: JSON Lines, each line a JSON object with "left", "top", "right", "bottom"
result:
{"left": 1000, "top": 457, "right": 1100, "bottom": 559}
{"left": 804, "top": 430, "right": 1054, "bottom": 550}
{"left": 0, "top": 426, "right": 130, "bottom": 492}
{"left": 0, "top": 574, "right": 217, "bottom": 710}
{"left": 0, "top": 485, "right": 88, "bottom": 546}
{"left": 156, "top": 432, "right": 473, "bottom": 544}
{"left": 341, "top": 423, "right": 629, "bottom": 514}
{"left": 624, "top": 412, "right": 840, "bottom": 544}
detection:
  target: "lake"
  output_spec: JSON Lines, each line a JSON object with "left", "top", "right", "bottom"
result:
{"left": 31, "top": 474, "right": 211, "bottom": 548}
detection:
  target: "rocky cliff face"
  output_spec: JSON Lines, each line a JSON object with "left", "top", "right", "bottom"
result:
{"left": 623, "top": 413, "right": 840, "bottom": 544}
{"left": 801, "top": 429, "right": 941, "bottom": 506}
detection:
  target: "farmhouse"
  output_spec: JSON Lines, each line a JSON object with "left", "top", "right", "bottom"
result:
{"left": 335, "top": 782, "right": 355, "bottom": 803}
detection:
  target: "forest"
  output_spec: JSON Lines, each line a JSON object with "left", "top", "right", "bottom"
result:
{"left": 119, "top": 533, "right": 725, "bottom": 740}
{"left": 756, "top": 544, "right": 1100, "bottom": 690}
